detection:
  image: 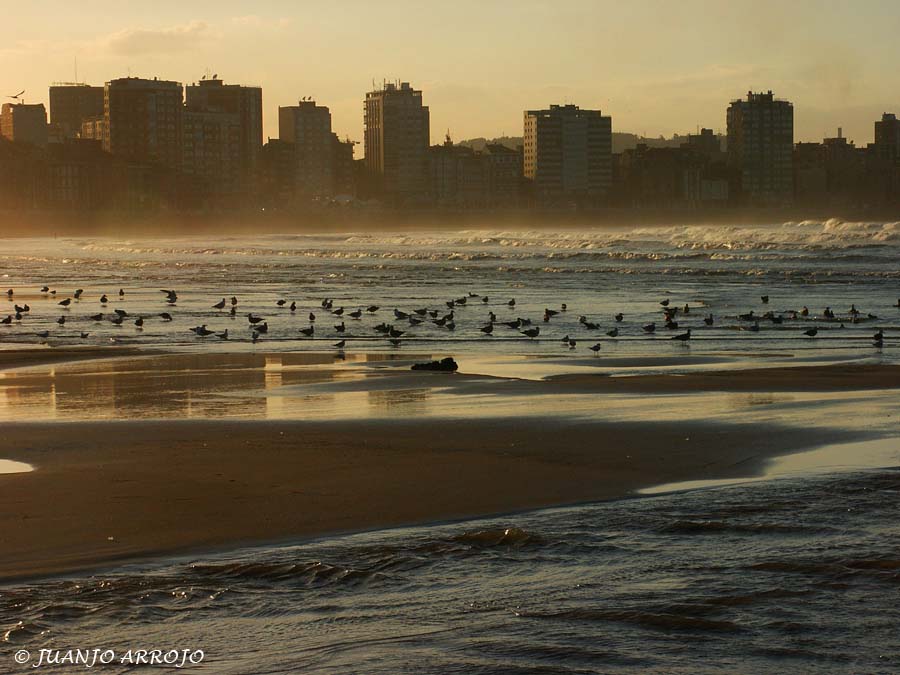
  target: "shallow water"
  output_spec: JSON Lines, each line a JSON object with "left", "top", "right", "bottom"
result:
{"left": 2, "top": 467, "right": 899, "bottom": 674}
{"left": 0, "top": 223, "right": 897, "bottom": 360}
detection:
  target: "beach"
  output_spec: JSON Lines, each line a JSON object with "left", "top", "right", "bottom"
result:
{"left": 1, "top": 348, "right": 895, "bottom": 582}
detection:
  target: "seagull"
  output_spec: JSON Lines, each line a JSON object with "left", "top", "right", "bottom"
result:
{"left": 704, "top": 314, "right": 714, "bottom": 326}
{"left": 660, "top": 299, "right": 670, "bottom": 307}
{"left": 568, "top": 339, "right": 576, "bottom": 349}
{"left": 873, "top": 330, "right": 884, "bottom": 341}
{"left": 255, "top": 322, "right": 268, "bottom": 333}
{"left": 247, "top": 314, "right": 264, "bottom": 324}
{"left": 334, "top": 322, "right": 346, "bottom": 333}
{"left": 231, "top": 296, "right": 238, "bottom": 306}
{"left": 7, "top": 90, "right": 25, "bottom": 100}
{"left": 89, "top": 313, "right": 103, "bottom": 321}
{"left": 134, "top": 317, "right": 144, "bottom": 328}
{"left": 300, "top": 326, "right": 314, "bottom": 337}
{"left": 366, "top": 305, "right": 379, "bottom": 313}
{"left": 110, "top": 315, "right": 123, "bottom": 325}
{"left": 761, "top": 295, "right": 769, "bottom": 304}
{"left": 349, "top": 309, "right": 362, "bottom": 319}
{"left": 521, "top": 327, "right": 540, "bottom": 338}
{"left": 589, "top": 343, "right": 602, "bottom": 353}
{"left": 57, "top": 316, "right": 65, "bottom": 325}
{"left": 614, "top": 313, "right": 624, "bottom": 322}
{"left": 643, "top": 323, "right": 656, "bottom": 333}
{"left": 74, "top": 289, "right": 83, "bottom": 299}
{"left": 100, "top": 294, "right": 108, "bottom": 304}
{"left": 672, "top": 329, "right": 691, "bottom": 341}
{"left": 394, "top": 309, "right": 409, "bottom": 319}
{"left": 290, "top": 301, "right": 297, "bottom": 312}
{"left": 40, "top": 286, "right": 50, "bottom": 293}
{"left": 388, "top": 338, "right": 402, "bottom": 347}
{"left": 196, "top": 325, "right": 215, "bottom": 337}
{"left": 58, "top": 298, "right": 72, "bottom": 307}
{"left": 389, "top": 328, "right": 404, "bottom": 338}
{"left": 159, "top": 312, "right": 173, "bottom": 321}
{"left": 333, "top": 340, "right": 346, "bottom": 349}
{"left": 508, "top": 299, "right": 516, "bottom": 307}
{"left": 114, "top": 309, "right": 128, "bottom": 317}
{"left": 119, "top": 288, "right": 125, "bottom": 297}
{"left": 217, "top": 329, "right": 229, "bottom": 340}
{"left": 1, "top": 315, "right": 11, "bottom": 325}
{"left": 606, "top": 327, "right": 618, "bottom": 337}
{"left": 36, "top": 330, "right": 50, "bottom": 339}
{"left": 804, "top": 328, "right": 818, "bottom": 337}
{"left": 276, "top": 299, "right": 286, "bottom": 307}
{"left": 213, "top": 298, "right": 226, "bottom": 309}
{"left": 80, "top": 332, "right": 89, "bottom": 339}
{"left": 480, "top": 324, "right": 493, "bottom": 335}
{"left": 332, "top": 307, "right": 344, "bottom": 316}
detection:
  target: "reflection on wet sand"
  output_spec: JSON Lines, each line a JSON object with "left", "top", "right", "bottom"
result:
{"left": 1, "top": 352, "right": 898, "bottom": 434}
{"left": 0, "top": 352, "right": 439, "bottom": 422}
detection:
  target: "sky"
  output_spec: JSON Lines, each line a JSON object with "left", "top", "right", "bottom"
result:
{"left": 3, "top": 0, "right": 900, "bottom": 149}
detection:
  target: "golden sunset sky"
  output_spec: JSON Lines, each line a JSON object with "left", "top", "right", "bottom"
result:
{"left": 3, "top": 0, "right": 899, "bottom": 146}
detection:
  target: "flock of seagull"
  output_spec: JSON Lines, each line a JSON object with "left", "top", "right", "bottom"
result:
{"left": 2, "top": 286, "right": 897, "bottom": 351}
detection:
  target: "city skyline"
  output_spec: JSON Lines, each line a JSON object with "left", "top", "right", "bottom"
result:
{"left": 4, "top": 0, "right": 900, "bottom": 147}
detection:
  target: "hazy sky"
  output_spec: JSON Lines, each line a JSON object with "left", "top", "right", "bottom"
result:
{"left": 4, "top": 0, "right": 900, "bottom": 148}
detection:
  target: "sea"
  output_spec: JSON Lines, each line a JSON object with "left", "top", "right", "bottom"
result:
{"left": 1, "top": 220, "right": 900, "bottom": 673}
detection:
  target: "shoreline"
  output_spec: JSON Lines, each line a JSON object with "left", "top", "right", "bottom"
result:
{"left": 1, "top": 348, "right": 897, "bottom": 584}
{"left": 0, "top": 415, "right": 858, "bottom": 583}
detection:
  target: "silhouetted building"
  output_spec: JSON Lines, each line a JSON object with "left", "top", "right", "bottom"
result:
{"left": 185, "top": 78, "right": 263, "bottom": 182}
{"left": 482, "top": 143, "right": 523, "bottom": 207}
{"left": 104, "top": 77, "right": 183, "bottom": 169}
{"left": 726, "top": 91, "right": 793, "bottom": 206}
{"left": 429, "top": 135, "right": 487, "bottom": 208}
{"left": 49, "top": 84, "right": 104, "bottom": 139}
{"left": 681, "top": 128, "right": 723, "bottom": 162}
{"left": 332, "top": 135, "right": 357, "bottom": 197}
{"left": 279, "top": 101, "right": 335, "bottom": 197}
{"left": 364, "top": 81, "right": 430, "bottom": 204}
{"left": 182, "top": 109, "right": 242, "bottom": 203}
{"left": 523, "top": 104, "right": 612, "bottom": 206}
{"left": 873, "top": 113, "right": 900, "bottom": 165}
{"left": 1, "top": 102, "right": 48, "bottom": 147}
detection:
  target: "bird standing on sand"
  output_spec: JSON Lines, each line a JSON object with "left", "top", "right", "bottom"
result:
{"left": 334, "top": 340, "right": 346, "bottom": 349}
{"left": 213, "top": 298, "right": 226, "bottom": 309}
{"left": 57, "top": 316, "right": 65, "bottom": 325}
{"left": 606, "top": 327, "right": 618, "bottom": 337}
{"left": 643, "top": 323, "right": 656, "bottom": 333}
{"left": 58, "top": 298, "right": 71, "bottom": 307}
{"left": 521, "top": 327, "right": 540, "bottom": 338}
{"left": 804, "top": 328, "right": 818, "bottom": 337}
{"left": 100, "top": 294, "right": 108, "bottom": 305}
{"left": 615, "top": 313, "right": 624, "bottom": 322}
{"left": 159, "top": 312, "right": 172, "bottom": 321}
{"left": 309, "top": 312, "right": 316, "bottom": 322}
{"left": 589, "top": 343, "right": 601, "bottom": 353}
{"left": 300, "top": 326, "right": 314, "bottom": 337}
{"left": 74, "top": 289, "right": 83, "bottom": 299}
{"left": 672, "top": 329, "right": 691, "bottom": 341}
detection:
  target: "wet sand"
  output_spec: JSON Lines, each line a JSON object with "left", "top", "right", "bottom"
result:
{"left": 0, "top": 418, "right": 842, "bottom": 582}
{"left": 0, "top": 348, "right": 892, "bottom": 582}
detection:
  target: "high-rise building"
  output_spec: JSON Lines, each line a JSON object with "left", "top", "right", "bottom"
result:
{"left": 0, "top": 103, "right": 48, "bottom": 147}
{"left": 523, "top": 104, "right": 612, "bottom": 205}
{"left": 185, "top": 78, "right": 263, "bottom": 180}
{"left": 279, "top": 101, "right": 335, "bottom": 197}
{"left": 874, "top": 113, "right": 900, "bottom": 163}
{"left": 182, "top": 109, "right": 241, "bottom": 198}
{"left": 364, "top": 81, "right": 430, "bottom": 203}
{"left": 49, "top": 84, "right": 104, "bottom": 138}
{"left": 104, "top": 77, "right": 183, "bottom": 169}
{"left": 726, "top": 91, "right": 794, "bottom": 206}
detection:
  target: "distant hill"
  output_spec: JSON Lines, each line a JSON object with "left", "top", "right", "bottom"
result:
{"left": 459, "top": 132, "right": 726, "bottom": 154}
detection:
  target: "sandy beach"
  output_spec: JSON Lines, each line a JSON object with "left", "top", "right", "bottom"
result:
{"left": 2, "top": 348, "right": 892, "bottom": 581}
